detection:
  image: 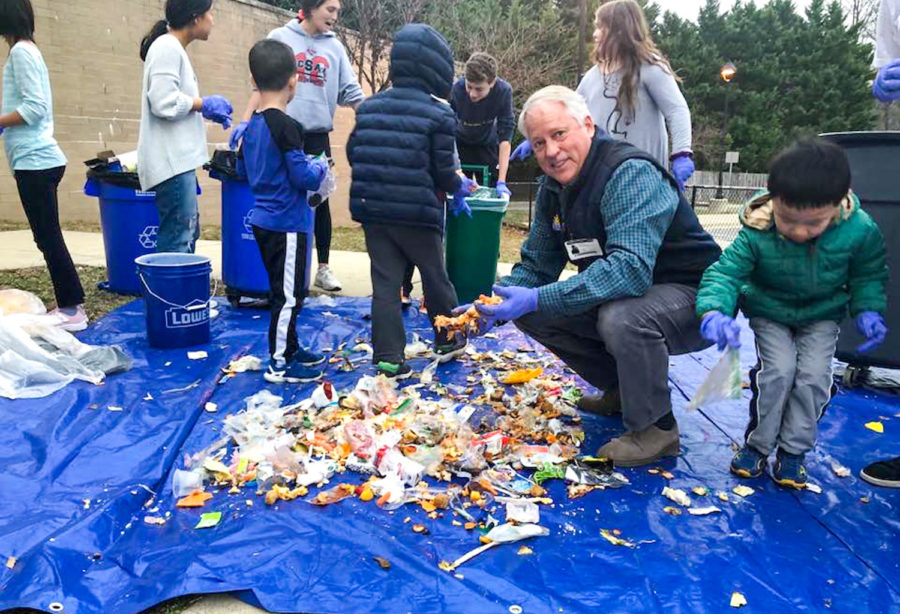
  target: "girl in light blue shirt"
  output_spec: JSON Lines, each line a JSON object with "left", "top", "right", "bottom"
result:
{"left": 0, "top": 0, "right": 86, "bottom": 331}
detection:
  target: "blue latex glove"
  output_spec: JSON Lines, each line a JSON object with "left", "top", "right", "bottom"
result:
{"left": 509, "top": 140, "right": 532, "bottom": 162}
{"left": 495, "top": 180, "right": 511, "bottom": 199}
{"left": 671, "top": 155, "right": 695, "bottom": 192}
{"left": 450, "top": 175, "right": 477, "bottom": 218}
{"left": 700, "top": 311, "right": 742, "bottom": 351}
{"left": 229, "top": 121, "right": 249, "bottom": 150}
{"left": 451, "top": 303, "right": 494, "bottom": 336}
{"left": 475, "top": 284, "right": 539, "bottom": 323}
{"left": 874, "top": 59, "right": 900, "bottom": 102}
{"left": 856, "top": 311, "right": 888, "bottom": 353}
{"left": 201, "top": 95, "right": 234, "bottom": 129}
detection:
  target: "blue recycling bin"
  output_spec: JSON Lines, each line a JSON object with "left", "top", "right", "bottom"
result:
{"left": 85, "top": 177, "right": 160, "bottom": 295}
{"left": 219, "top": 177, "right": 270, "bottom": 300}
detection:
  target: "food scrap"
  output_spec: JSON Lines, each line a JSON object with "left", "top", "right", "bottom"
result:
{"left": 434, "top": 295, "right": 503, "bottom": 339}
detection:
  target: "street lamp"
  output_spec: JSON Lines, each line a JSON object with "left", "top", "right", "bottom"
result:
{"left": 716, "top": 61, "right": 737, "bottom": 199}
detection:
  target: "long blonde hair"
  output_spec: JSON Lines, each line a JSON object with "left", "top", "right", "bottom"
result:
{"left": 592, "top": 0, "right": 678, "bottom": 121}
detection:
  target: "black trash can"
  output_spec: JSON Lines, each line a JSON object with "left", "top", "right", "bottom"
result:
{"left": 821, "top": 131, "right": 900, "bottom": 368}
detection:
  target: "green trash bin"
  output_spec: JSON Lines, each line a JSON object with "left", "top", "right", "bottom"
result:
{"left": 445, "top": 187, "right": 509, "bottom": 304}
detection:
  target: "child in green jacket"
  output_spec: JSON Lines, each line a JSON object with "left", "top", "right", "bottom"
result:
{"left": 695, "top": 138, "right": 889, "bottom": 489}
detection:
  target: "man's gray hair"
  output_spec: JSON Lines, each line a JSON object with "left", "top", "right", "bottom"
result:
{"left": 518, "top": 85, "right": 592, "bottom": 139}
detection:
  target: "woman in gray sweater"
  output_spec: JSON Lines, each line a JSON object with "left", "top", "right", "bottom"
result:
{"left": 137, "top": 0, "right": 233, "bottom": 253}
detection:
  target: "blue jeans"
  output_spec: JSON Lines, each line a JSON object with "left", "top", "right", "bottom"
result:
{"left": 153, "top": 170, "right": 199, "bottom": 253}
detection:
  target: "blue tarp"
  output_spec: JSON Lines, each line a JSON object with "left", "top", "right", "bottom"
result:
{"left": 1, "top": 298, "right": 898, "bottom": 614}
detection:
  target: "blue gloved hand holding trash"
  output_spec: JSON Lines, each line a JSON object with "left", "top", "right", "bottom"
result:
{"left": 700, "top": 311, "right": 742, "bottom": 351}
{"left": 495, "top": 180, "right": 511, "bottom": 199}
{"left": 476, "top": 284, "right": 538, "bottom": 323}
{"left": 201, "top": 95, "right": 234, "bottom": 129}
{"left": 450, "top": 175, "right": 477, "bottom": 217}
{"left": 856, "top": 311, "right": 888, "bottom": 353}
{"left": 229, "top": 121, "right": 249, "bottom": 150}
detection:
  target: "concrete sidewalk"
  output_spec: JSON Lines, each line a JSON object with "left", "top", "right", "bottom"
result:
{"left": 0, "top": 230, "right": 520, "bottom": 300}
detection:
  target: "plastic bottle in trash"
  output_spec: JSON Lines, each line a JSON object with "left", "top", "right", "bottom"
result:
{"left": 344, "top": 420, "right": 375, "bottom": 458}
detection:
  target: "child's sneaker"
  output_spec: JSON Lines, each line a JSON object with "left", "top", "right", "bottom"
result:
{"left": 264, "top": 361, "right": 323, "bottom": 384}
{"left": 293, "top": 347, "right": 325, "bottom": 366}
{"left": 314, "top": 265, "right": 342, "bottom": 292}
{"left": 772, "top": 448, "right": 807, "bottom": 489}
{"left": 730, "top": 445, "right": 767, "bottom": 478}
{"left": 376, "top": 361, "right": 413, "bottom": 380}
{"left": 49, "top": 305, "right": 89, "bottom": 332}
{"left": 434, "top": 336, "right": 467, "bottom": 363}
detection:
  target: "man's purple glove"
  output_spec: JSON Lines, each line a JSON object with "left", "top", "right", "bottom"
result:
{"left": 874, "top": 59, "right": 900, "bottom": 102}
{"left": 700, "top": 311, "right": 741, "bottom": 351}
{"left": 451, "top": 303, "right": 494, "bottom": 336}
{"left": 229, "top": 121, "right": 249, "bottom": 150}
{"left": 475, "top": 284, "right": 539, "bottom": 324}
{"left": 450, "top": 175, "right": 477, "bottom": 218}
{"left": 509, "top": 140, "right": 532, "bottom": 162}
{"left": 856, "top": 311, "right": 888, "bottom": 353}
{"left": 201, "top": 95, "right": 234, "bottom": 129}
{"left": 671, "top": 154, "right": 695, "bottom": 192}
{"left": 495, "top": 180, "right": 511, "bottom": 199}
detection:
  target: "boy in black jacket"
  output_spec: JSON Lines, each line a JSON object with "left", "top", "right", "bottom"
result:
{"left": 239, "top": 39, "right": 328, "bottom": 384}
{"left": 347, "top": 24, "right": 475, "bottom": 379}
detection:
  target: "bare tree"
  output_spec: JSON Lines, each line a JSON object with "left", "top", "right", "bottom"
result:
{"left": 842, "top": 0, "right": 880, "bottom": 40}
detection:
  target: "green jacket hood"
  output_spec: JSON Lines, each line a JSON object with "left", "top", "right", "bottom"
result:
{"left": 738, "top": 191, "right": 858, "bottom": 231}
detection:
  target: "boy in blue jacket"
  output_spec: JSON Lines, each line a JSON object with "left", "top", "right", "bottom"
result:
{"left": 239, "top": 39, "right": 328, "bottom": 384}
{"left": 348, "top": 24, "right": 476, "bottom": 379}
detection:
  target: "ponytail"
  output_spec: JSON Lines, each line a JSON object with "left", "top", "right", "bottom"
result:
{"left": 140, "top": 19, "right": 168, "bottom": 61}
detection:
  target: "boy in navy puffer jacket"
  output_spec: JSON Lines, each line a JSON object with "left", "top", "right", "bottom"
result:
{"left": 347, "top": 23, "right": 476, "bottom": 379}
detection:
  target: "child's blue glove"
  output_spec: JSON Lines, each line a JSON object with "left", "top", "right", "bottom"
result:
{"left": 201, "top": 95, "right": 234, "bottom": 129}
{"left": 856, "top": 311, "right": 888, "bottom": 353}
{"left": 229, "top": 121, "right": 249, "bottom": 150}
{"left": 510, "top": 140, "right": 532, "bottom": 162}
{"left": 700, "top": 311, "right": 742, "bottom": 351}
{"left": 495, "top": 180, "right": 511, "bottom": 199}
{"left": 450, "top": 175, "right": 477, "bottom": 218}
{"left": 475, "top": 284, "right": 539, "bottom": 323}
{"left": 874, "top": 59, "right": 900, "bottom": 102}
{"left": 671, "top": 154, "right": 695, "bottom": 192}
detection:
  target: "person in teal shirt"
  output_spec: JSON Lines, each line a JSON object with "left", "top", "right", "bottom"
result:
{"left": 0, "top": 0, "right": 86, "bottom": 331}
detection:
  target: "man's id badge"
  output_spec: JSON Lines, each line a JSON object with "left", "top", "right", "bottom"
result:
{"left": 565, "top": 238, "right": 604, "bottom": 261}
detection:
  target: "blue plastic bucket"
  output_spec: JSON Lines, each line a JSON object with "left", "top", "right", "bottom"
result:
{"left": 89, "top": 182, "right": 160, "bottom": 295}
{"left": 220, "top": 178, "right": 269, "bottom": 298}
{"left": 135, "top": 253, "right": 212, "bottom": 349}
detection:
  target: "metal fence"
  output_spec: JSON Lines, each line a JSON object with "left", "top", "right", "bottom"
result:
{"left": 502, "top": 180, "right": 760, "bottom": 248}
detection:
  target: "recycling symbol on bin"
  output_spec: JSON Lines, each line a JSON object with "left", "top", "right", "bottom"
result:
{"left": 243, "top": 213, "right": 253, "bottom": 234}
{"left": 139, "top": 225, "right": 159, "bottom": 250}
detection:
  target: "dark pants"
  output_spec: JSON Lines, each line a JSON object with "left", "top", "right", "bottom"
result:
{"left": 14, "top": 166, "right": 84, "bottom": 308}
{"left": 363, "top": 223, "right": 458, "bottom": 363}
{"left": 304, "top": 132, "right": 332, "bottom": 264}
{"left": 253, "top": 225, "right": 308, "bottom": 366}
{"left": 402, "top": 263, "right": 415, "bottom": 297}
{"left": 458, "top": 142, "right": 498, "bottom": 185}
{"left": 515, "top": 283, "right": 710, "bottom": 432}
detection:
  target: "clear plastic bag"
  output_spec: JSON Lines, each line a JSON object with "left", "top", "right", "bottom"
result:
{"left": 687, "top": 348, "right": 743, "bottom": 411}
{"left": 310, "top": 154, "right": 336, "bottom": 206}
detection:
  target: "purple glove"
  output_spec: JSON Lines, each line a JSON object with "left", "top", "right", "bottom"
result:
{"left": 874, "top": 59, "right": 900, "bottom": 102}
{"left": 510, "top": 140, "right": 532, "bottom": 162}
{"left": 495, "top": 180, "right": 511, "bottom": 199}
{"left": 856, "top": 311, "right": 887, "bottom": 353}
{"left": 475, "top": 284, "right": 539, "bottom": 324}
{"left": 201, "top": 95, "right": 234, "bottom": 129}
{"left": 451, "top": 303, "right": 494, "bottom": 336}
{"left": 671, "top": 154, "right": 695, "bottom": 192}
{"left": 451, "top": 175, "right": 477, "bottom": 218}
{"left": 229, "top": 121, "right": 249, "bottom": 150}
{"left": 700, "top": 311, "right": 741, "bottom": 351}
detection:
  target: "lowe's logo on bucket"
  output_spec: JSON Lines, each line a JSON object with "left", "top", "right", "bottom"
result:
{"left": 165, "top": 299, "right": 209, "bottom": 329}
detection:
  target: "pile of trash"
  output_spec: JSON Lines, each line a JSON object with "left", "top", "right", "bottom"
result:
{"left": 169, "top": 340, "right": 631, "bottom": 569}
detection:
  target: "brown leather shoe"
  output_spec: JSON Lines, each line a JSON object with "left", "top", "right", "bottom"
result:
{"left": 576, "top": 389, "right": 621, "bottom": 416}
{"left": 596, "top": 424, "right": 680, "bottom": 467}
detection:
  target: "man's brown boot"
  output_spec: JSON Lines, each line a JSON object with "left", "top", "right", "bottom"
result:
{"left": 596, "top": 424, "right": 680, "bottom": 467}
{"left": 576, "top": 389, "right": 621, "bottom": 416}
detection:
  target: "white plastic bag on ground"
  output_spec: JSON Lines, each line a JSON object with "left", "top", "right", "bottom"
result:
{"left": 687, "top": 348, "right": 743, "bottom": 411}
{"left": 0, "top": 289, "right": 46, "bottom": 316}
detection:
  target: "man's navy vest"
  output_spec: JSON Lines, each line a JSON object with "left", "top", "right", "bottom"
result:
{"left": 550, "top": 136, "right": 721, "bottom": 287}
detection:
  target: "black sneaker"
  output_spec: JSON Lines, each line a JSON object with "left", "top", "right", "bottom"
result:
{"left": 292, "top": 347, "right": 325, "bottom": 367}
{"left": 264, "top": 362, "right": 323, "bottom": 384}
{"left": 434, "top": 336, "right": 467, "bottom": 363}
{"left": 376, "top": 361, "right": 414, "bottom": 380}
{"left": 860, "top": 456, "right": 900, "bottom": 488}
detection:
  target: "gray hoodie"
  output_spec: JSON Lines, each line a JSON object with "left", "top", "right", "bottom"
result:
{"left": 268, "top": 19, "right": 364, "bottom": 132}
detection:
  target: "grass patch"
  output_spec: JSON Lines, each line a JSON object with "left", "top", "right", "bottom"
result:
{"left": 0, "top": 265, "right": 132, "bottom": 320}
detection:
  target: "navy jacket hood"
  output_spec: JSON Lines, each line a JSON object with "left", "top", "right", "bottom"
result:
{"left": 389, "top": 24, "right": 454, "bottom": 99}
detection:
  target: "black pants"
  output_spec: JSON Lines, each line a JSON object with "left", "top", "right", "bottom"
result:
{"left": 14, "top": 166, "right": 84, "bottom": 308}
{"left": 363, "top": 223, "right": 458, "bottom": 363}
{"left": 304, "top": 132, "right": 332, "bottom": 265}
{"left": 458, "top": 142, "right": 498, "bottom": 185}
{"left": 253, "top": 225, "right": 308, "bottom": 365}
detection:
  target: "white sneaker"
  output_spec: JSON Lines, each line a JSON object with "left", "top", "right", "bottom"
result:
{"left": 314, "top": 265, "right": 342, "bottom": 292}
{"left": 49, "top": 305, "right": 89, "bottom": 332}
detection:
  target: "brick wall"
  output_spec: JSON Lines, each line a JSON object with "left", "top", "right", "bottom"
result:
{"left": 0, "top": 0, "right": 359, "bottom": 227}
